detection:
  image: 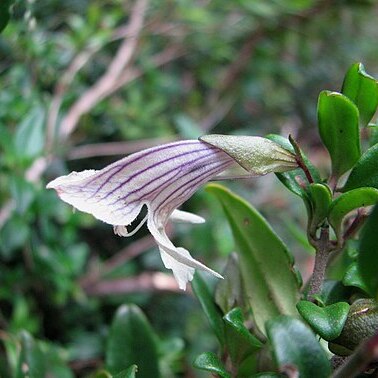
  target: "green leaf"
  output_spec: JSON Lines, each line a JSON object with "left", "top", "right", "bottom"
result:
{"left": 358, "top": 204, "right": 378, "bottom": 297}
{"left": 266, "top": 316, "right": 331, "bottom": 378}
{"left": 296, "top": 301, "right": 350, "bottom": 341}
{"left": 192, "top": 273, "right": 225, "bottom": 347}
{"left": 95, "top": 367, "right": 137, "bottom": 378}
{"left": 193, "top": 352, "right": 231, "bottom": 378}
{"left": 317, "top": 91, "right": 360, "bottom": 178}
{"left": 105, "top": 305, "right": 160, "bottom": 378}
{"left": 342, "top": 62, "right": 378, "bottom": 127}
{"left": 207, "top": 184, "right": 299, "bottom": 335}
{"left": 343, "top": 262, "right": 370, "bottom": 294}
{"left": 215, "top": 253, "right": 245, "bottom": 314}
{"left": 114, "top": 366, "right": 138, "bottom": 378}
{"left": 16, "top": 332, "right": 46, "bottom": 378}
{"left": 308, "top": 183, "right": 332, "bottom": 234}
{"left": 328, "top": 187, "right": 378, "bottom": 240}
{"left": 343, "top": 143, "right": 378, "bottom": 191}
{"left": 0, "top": 0, "right": 12, "bottom": 33}
{"left": 14, "top": 106, "right": 45, "bottom": 161}
{"left": 223, "top": 308, "right": 262, "bottom": 366}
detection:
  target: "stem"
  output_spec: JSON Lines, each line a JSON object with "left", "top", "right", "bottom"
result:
{"left": 332, "top": 331, "right": 378, "bottom": 378}
{"left": 307, "top": 227, "right": 330, "bottom": 299}
{"left": 288, "top": 135, "right": 314, "bottom": 184}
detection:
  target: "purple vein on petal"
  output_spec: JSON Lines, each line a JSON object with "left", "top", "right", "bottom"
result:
{"left": 155, "top": 159, "right": 232, "bottom": 213}
{"left": 108, "top": 148, "right": 224, "bottom": 208}
{"left": 85, "top": 141, "right": 210, "bottom": 198}
{"left": 99, "top": 145, "right": 219, "bottom": 200}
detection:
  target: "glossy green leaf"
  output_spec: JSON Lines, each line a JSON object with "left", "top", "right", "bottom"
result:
{"left": 193, "top": 352, "right": 230, "bottom": 378}
{"left": 105, "top": 305, "right": 160, "bottom": 378}
{"left": 342, "top": 62, "right": 378, "bottom": 127}
{"left": 358, "top": 204, "right": 378, "bottom": 297}
{"left": 266, "top": 316, "right": 331, "bottom": 378}
{"left": 207, "top": 184, "right": 299, "bottom": 335}
{"left": 266, "top": 134, "right": 321, "bottom": 200}
{"left": 223, "top": 308, "right": 262, "bottom": 365}
{"left": 297, "top": 301, "right": 350, "bottom": 341}
{"left": 215, "top": 253, "right": 245, "bottom": 314}
{"left": 343, "top": 143, "right": 378, "bottom": 191}
{"left": 308, "top": 183, "right": 332, "bottom": 234}
{"left": 317, "top": 91, "right": 360, "bottom": 178}
{"left": 16, "top": 332, "right": 46, "bottom": 378}
{"left": 328, "top": 187, "right": 378, "bottom": 240}
{"left": 192, "top": 273, "right": 225, "bottom": 347}
{"left": 343, "top": 262, "right": 370, "bottom": 294}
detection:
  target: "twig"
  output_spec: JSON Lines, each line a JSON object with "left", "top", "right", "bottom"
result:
{"left": 307, "top": 226, "right": 330, "bottom": 298}
{"left": 46, "top": 21, "right": 146, "bottom": 150}
{"left": 67, "top": 137, "right": 177, "bottom": 160}
{"left": 289, "top": 135, "right": 314, "bottom": 184}
{"left": 83, "top": 272, "right": 185, "bottom": 295}
{"left": 59, "top": 0, "right": 149, "bottom": 141}
{"left": 332, "top": 331, "right": 378, "bottom": 378}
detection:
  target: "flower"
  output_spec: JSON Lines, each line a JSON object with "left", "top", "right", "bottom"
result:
{"left": 47, "top": 137, "right": 297, "bottom": 289}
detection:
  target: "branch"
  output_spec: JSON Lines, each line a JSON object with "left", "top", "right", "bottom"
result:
{"left": 67, "top": 137, "right": 177, "bottom": 160}
{"left": 82, "top": 272, "right": 184, "bottom": 295}
{"left": 58, "top": 0, "right": 149, "bottom": 141}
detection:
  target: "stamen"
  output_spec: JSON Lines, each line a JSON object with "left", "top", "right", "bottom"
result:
{"left": 114, "top": 213, "right": 148, "bottom": 237}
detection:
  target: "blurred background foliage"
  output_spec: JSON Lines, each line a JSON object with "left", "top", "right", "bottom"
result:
{"left": 0, "top": 0, "right": 377, "bottom": 376}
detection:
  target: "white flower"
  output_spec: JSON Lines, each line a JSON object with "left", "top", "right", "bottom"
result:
{"left": 47, "top": 137, "right": 297, "bottom": 289}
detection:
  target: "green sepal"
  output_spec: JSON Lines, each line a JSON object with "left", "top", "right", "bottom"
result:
{"left": 193, "top": 352, "right": 231, "bottom": 378}
{"left": 296, "top": 300, "right": 350, "bottom": 341}
{"left": 328, "top": 187, "right": 378, "bottom": 241}
{"left": 207, "top": 184, "right": 299, "bottom": 335}
{"left": 192, "top": 272, "right": 226, "bottom": 347}
{"left": 266, "top": 316, "right": 331, "bottom": 378}
{"left": 343, "top": 143, "right": 378, "bottom": 191}
{"left": 358, "top": 204, "right": 378, "bottom": 298}
{"left": 342, "top": 62, "right": 378, "bottom": 127}
{"left": 317, "top": 90, "right": 360, "bottom": 178}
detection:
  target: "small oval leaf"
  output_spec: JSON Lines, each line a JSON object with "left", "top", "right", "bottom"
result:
{"left": 296, "top": 301, "right": 350, "bottom": 341}
{"left": 328, "top": 187, "right": 378, "bottom": 240}
{"left": 342, "top": 62, "right": 378, "bottom": 127}
{"left": 193, "top": 352, "right": 231, "bottom": 378}
{"left": 223, "top": 308, "right": 263, "bottom": 365}
{"left": 343, "top": 143, "right": 378, "bottom": 191}
{"left": 317, "top": 91, "right": 360, "bottom": 178}
{"left": 266, "top": 316, "right": 331, "bottom": 378}
{"left": 308, "top": 183, "right": 332, "bottom": 235}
